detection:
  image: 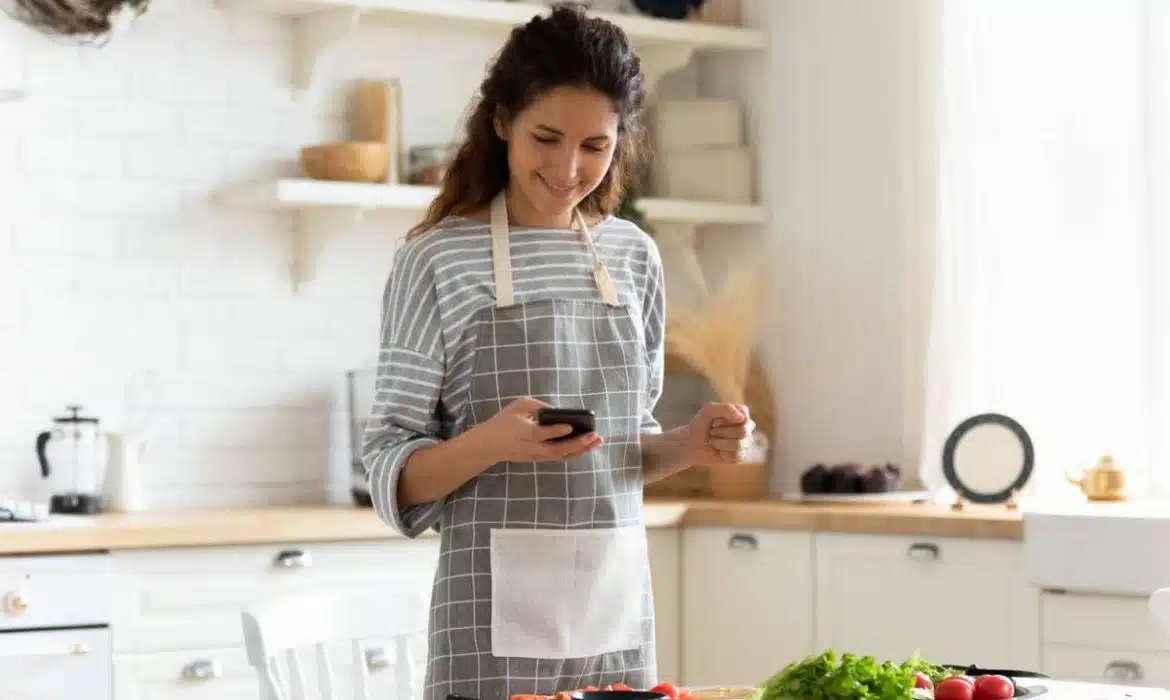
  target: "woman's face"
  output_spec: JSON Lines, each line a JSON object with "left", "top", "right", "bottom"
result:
{"left": 499, "top": 85, "right": 619, "bottom": 225}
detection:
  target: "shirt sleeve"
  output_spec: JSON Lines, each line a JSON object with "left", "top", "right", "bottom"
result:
{"left": 640, "top": 240, "right": 666, "bottom": 434}
{"left": 361, "top": 243, "right": 447, "bottom": 538}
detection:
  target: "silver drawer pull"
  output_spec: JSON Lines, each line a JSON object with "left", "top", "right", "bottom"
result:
{"left": 907, "top": 542, "right": 940, "bottom": 561}
{"left": 1104, "top": 660, "right": 1143, "bottom": 682}
{"left": 274, "top": 549, "right": 313, "bottom": 569}
{"left": 366, "top": 647, "right": 391, "bottom": 670}
{"left": 728, "top": 533, "right": 759, "bottom": 551}
{"left": 181, "top": 659, "right": 223, "bottom": 681}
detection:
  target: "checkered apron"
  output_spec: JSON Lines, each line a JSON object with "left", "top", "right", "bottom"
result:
{"left": 423, "top": 191, "right": 657, "bottom": 700}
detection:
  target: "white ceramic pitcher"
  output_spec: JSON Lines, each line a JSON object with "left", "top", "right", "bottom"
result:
{"left": 103, "top": 432, "right": 146, "bottom": 513}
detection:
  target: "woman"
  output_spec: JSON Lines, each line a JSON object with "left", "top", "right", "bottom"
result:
{"left": 363, "top": 5, "right": 756, "bottom": 699}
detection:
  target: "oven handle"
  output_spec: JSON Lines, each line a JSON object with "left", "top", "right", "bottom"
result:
{"left": 0, "top": 643, "right": 91, "bottom": 657}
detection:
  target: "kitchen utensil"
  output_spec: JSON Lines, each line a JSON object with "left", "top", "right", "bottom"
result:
{"left": 345, "top": 369, "right": 376, "bottom": 507}
{"left": 300, "top": 141, "right": 390, "bottom": 183}
{"left": 101, "top": 432, "right": 146, "bottom": 513}
{"left": 1066, "top": 454, "right": 1127, "bottom": 502}
{"left": 34, "top": 405, "right": 107, "bottom": 515}
{"left": 941, "top": 412, "right": 1034, "bottom": 509}
{"left": 122, "top": 370, "right": 158, "bottom": 438}
{"left": 572, "top": 692, "right": 669, "bottom": 700}
{"left": 779, "top": 490, "right": 933, "bottom": 504}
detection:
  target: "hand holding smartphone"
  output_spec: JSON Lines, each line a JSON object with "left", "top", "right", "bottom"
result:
{"left": 535, "top": 408, "right": 596, "bottom": 443}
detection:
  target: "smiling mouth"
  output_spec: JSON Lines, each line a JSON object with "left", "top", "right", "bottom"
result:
{"left": 538, "top": 174, "right": 576, "bottom": 196}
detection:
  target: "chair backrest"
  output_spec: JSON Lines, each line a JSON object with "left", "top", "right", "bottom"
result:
{"left": 1151, "top": 587, "right": 1170, "bottom": 640}
{"left": 241, "top": 588, "right": 427, "bottom": 700}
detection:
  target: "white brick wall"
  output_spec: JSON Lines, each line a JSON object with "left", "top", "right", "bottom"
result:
{"left": 0, "top": 1, "right": 546, "bottom": 508}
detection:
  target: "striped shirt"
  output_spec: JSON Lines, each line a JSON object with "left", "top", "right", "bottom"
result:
{"left": 362, "top": 213, "right": 667, "bottom": 537}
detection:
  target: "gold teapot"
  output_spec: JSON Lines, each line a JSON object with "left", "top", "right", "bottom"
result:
{"left": 1066, "top": 455, "right": 1127, "bottom": 502}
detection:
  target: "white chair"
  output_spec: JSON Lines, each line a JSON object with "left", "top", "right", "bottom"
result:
{"left": 1151, "top": 587, "right": 1170, "bottom": 640}
{"left": 241, "top": 588, "right": 427, "bottom": 700}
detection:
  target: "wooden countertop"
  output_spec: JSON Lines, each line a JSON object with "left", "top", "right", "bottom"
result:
{"left": 676, "top": 498, "right": 1024, "bottom": 540}
{"left": 0, "top": 498, "right": 1023, "bottom": 555}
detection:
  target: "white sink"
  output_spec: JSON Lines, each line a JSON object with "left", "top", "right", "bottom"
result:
{"left": 1023, "top": 500, "right": 1170, "bottom": 595}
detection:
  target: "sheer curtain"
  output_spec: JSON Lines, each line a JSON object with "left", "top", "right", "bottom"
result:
{"left": 918, "top": 0, "right": 1170, "bottom": 499}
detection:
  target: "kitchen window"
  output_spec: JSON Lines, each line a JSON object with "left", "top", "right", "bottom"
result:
{"left": 917, "top": 0, "right": 1170, "bottom": 499}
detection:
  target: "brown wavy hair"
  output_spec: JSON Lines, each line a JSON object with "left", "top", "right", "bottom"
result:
{"left": 407, "top": 2, "right": 647, "bottom": 238}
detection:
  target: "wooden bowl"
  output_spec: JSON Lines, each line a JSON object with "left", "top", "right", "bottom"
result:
{"left": 300, "top": 141, "right": 389, "bottom": 183}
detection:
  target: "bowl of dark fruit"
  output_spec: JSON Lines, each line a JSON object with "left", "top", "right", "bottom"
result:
{"left": 800, "top": 461, "right": 903, "bottom": 495}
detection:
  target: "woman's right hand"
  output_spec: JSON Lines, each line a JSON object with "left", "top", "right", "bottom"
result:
{"left": 470, "top": 396, "right": 603, "bottom": 464}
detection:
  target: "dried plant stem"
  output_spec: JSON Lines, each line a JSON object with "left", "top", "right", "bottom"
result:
{"left": 664, "top": 262, "right": 767, "bottom": 407}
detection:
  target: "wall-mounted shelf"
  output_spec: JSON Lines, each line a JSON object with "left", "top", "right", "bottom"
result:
{"left": 219, "top": 178, "right": 769, "bottom": 292}
{"left": 214, "top": 0, "right": 767, "bottom": 92}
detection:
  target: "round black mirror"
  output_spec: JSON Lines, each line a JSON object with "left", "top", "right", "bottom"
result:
{"left": 941, "top": 412, "right": 1034, "bottom": 505}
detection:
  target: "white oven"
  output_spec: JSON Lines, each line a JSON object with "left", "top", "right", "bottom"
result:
{"left": 0, "top": 553, "right": 114, "bottom": 700}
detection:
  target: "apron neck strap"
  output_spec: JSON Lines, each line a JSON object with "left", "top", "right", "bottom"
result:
{"left": 490, "top": 190, "right": 620, "bottom": 308}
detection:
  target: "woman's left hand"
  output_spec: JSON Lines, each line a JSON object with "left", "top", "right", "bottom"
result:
{"left": 685, "top": 402, "right": 756, "bottom": 465}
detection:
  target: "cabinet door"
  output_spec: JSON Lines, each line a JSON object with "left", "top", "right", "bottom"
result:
{"left": 682, "top": 528, "right": 815, "bottom": 687}
{"left": 815, "top": 533, "right": 1039, "bottom": 670}
{"left": 114, "top": 647, "right": 258, "bottom": 700}
{"left": 648, "top": 527, "right": 681, "bottom": 685}
{"left": 0, "top": 627, "right": 112, "bottom": 700}
{"left": 116, "top": 639, "right": 428, "bottom": 700}
{"left": 1040, "top": 591, "right": 1170, "bottom": 687}
{"left": 112, "top": 538, "right": 439, "bottom": 652}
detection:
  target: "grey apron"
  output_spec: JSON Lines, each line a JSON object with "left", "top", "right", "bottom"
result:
{"left": 423, "top": 190, "right": 657, "bottom": 700}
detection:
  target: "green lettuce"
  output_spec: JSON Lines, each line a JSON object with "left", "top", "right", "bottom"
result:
{"left": 753, "top": 649, "right": 952, "bottom": 700}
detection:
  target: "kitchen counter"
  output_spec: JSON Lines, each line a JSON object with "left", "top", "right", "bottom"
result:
{"left": 0, "top": 498, "right": 1023, "bottom": 555}
{"left": 677, "top": 498, "right": 1024, "bottom": 540}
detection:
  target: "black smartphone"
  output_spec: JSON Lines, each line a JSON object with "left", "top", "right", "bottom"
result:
{"left": 535, "top": 408, "right": 596, "bottom": 442}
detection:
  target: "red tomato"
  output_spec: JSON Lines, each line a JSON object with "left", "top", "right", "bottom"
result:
{"left": 913, "top": 672, "right": 934, "bottom": 690}
{"left": 972, "top": 675, "right": 1014, "bottom": 700}
{"left": 583, "top": 687, "right": 599, "bottom": 692}
{"left": 611, "top": 684, "right": 633, "bottom": 692}
{"left": 676, "top": 689, "right": 694, "bottom": 700}
{"left": 649, "top": 683, "right": 678, "bottom": 700}
{"left": 935, "top": 677, "right": 975, "bottom": 700}
{"left": 603, "top": 686, "right": 614, "bottom": 692}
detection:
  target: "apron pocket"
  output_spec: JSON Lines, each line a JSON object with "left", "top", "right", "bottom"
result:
{"left": 489, "top": 526, "right": 647, "bottom": 660}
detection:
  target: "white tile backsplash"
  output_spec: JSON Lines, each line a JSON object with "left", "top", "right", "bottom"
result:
{"left": 0, "top": 0, "right": 563, "bottom": 507}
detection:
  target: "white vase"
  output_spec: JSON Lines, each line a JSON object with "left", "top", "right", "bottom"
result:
{"left": 102, "top": 432, "right": 147, "bottom": 513}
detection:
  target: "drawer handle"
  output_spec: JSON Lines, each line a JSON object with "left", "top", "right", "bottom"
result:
{"left": 728, "top": 533, "right": 759, "bottom": 551}
{"left": 907, "top": 543, "right": 940, "bottom": 561}
{"left": 1104, "top": 660, "right": 1144, "bottom": 682}
{"left": 181, "top": 659, "right": 223, "bottom": 681}
{"left": 366, "top": 646, "right": 391, "bottom": 670}
{"left": 274, "top": 549, "right": 313, "bottom": 569}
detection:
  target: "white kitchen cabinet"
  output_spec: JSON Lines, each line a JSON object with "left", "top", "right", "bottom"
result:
{"left": 1040, "top": 591, "right": 1170, "bottom": 687}
{"left": 814, "top": 533, "right": 1039, "bottom": 670}
{"left": 115, "top": 636, "right": 425, "bottom": 700}
{"left": 681, "top": 527, "right": 816, "bottom": 687}
{"left": 114, "top": 646, "right": 256, "bottom": 700}
{"left": 648, "top": 527, "right": 682, "bottom": 685}
{"left": 111, "top": 538, "right": 439, "bottom": 700}
{"left": 111, "top": 538, "right": 439, "bottom": 652}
